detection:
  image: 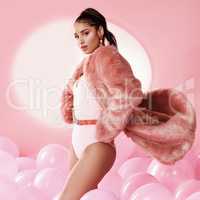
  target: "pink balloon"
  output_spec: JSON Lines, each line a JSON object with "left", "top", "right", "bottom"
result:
{"left": 36, "top": 144, "right": 69, "bottom": 171}
{"left": 113, "top": 134, "right": 136, "bottom": 170}
{"left": 15, "top": 169, "right": 38, "bottom": 187}
{"left": 16, "top": 185, "right": 50, "bottom": 200}
{"left": 33, "top": 167, "right": 67, "bottom": 198}
{"left": 147, "top": 159, "right": 195, "bottom": 192}
{"left": 114, "top": 134, "right": 149, "bottom": 171}
{"left": 98, "top": 171, "right": 122, "bottom": 198}
{"left": 183, "top": 148, "right": 199, "bottom": 169}
{"left": 130, "top": 182, "right": 173, "bottom": 200}
{"left": 195, "top": 154, "right": 200, "bottom": 180}
{"left": 80, "top": 189, "right": 119, "bottom": 200}
{"left": 0, "top": 174, "right": 11, "bottom": 183}
{"left": 174, "top": 179, "right": 200, "bottom": 200}
{"left": 0, "top": 178, "right": 19, "bottom": 200}
{"left": 0, "top": 150, "right": 18, "bottom": 180}
{"left": 120, "top": 172, "right": 158, "bottom": 200}
{"left": 53, "top": 193, "right": 61, "bottom": 200}
{"left": 186, "top": 192, "right": 200, "bottom": 200}
{"left": 0, "top": 136, "right": 19, "bottom": 157}
{"left": 118, "top": 157, "right": 151, "bottom": 180}
{"left": 16, "top": 157, "right": 36, "bottom": 171}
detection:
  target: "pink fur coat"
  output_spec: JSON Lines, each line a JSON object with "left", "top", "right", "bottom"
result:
{"left": 61, "top": 45, "right": 196, "bottom": 165}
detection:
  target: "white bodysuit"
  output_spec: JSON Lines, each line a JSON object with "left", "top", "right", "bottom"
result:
{"left": 71, "top": 73, "right": 102, "bottom": 159}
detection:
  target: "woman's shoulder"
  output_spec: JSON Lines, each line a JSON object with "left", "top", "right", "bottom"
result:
{"left": 92, "top": 44, "right": 118, "bottom": 58}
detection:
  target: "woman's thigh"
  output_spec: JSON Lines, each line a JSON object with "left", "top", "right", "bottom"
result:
{"left": 60, "top": 142, "right": 116, "bottom": 200}
{"left": 83, "top": 141, "right": 116, "bottom": 176}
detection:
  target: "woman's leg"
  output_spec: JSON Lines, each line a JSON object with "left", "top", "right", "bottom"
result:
{"left": 59, "top": 142, "right": 116, "bottom": 200}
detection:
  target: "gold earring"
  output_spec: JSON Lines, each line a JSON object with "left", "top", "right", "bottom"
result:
{"left": 100, "top": 39, "right": 103, "bottom": 46}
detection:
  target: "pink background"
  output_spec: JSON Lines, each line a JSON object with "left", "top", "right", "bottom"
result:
{"left": 0, "top": 0, "right": 199, "bottom": 156}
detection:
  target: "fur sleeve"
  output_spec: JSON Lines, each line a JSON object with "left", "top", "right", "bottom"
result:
{"left": 94, "top": 46, "right": 144, "bottom": 143}
{"left": 61, "top": 59, "right": 84, "bottom": 124}
{"left": 61, "top": 77, "right": 74, "bottom": 124}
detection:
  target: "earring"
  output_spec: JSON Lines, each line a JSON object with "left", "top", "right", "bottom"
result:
{"left": 100, "top": 38, "right": 103, "bottom": 46}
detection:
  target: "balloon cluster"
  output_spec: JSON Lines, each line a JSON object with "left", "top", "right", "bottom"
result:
{"left": 0, "top": 134, "right": 200, "bottom": 200}
{"left": 0, "top": 136, "right": 68, "bottom": 200}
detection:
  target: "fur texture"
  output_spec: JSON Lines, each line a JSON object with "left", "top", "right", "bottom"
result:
{"left": 61, "top": 45, "right": 196, "bottom": 165}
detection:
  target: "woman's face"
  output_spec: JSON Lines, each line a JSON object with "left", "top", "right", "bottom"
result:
{"left": 73, "top": 22, "right": 103, "bottom": 54}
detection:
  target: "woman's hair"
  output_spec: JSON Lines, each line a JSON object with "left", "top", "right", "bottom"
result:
{"left": 74, "top": 8, "right": 118, "bottom": 49}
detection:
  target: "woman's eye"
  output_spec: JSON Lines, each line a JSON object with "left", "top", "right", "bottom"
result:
{"left": 84, "top": 32, "right": 89, "bottom": 35}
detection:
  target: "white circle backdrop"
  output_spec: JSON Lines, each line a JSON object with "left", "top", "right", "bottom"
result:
{"left": 11, "top": 18, "right": 152, "bottom": 127}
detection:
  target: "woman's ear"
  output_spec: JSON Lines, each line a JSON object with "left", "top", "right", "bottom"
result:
{"left": 97, "top": 25, "right": 104, "bottom": 39}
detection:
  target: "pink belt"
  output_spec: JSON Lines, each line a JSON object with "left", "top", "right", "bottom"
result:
{"left": 74, "top": 119, "right": 97, "bottom": 125}
{"left": 73, "top": 112, "right": 115, "bottom": 146}
{"left": 73, "top": 111, "right": 97, "bottom": 125}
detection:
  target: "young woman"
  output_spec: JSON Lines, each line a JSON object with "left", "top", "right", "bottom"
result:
{"left": 59, "top": 7, "right": 196, "bottom": 200}
{"left": 58, "top": 7, "right": 143, "bottom": 200}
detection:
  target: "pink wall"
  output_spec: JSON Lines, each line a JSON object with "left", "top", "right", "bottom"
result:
{"left": 0, "top": 0, "right": 199, "bottom": 156}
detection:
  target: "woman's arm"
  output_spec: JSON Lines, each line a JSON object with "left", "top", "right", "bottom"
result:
{"left": 94, "top": 46, "right": 144, "bottom": 143}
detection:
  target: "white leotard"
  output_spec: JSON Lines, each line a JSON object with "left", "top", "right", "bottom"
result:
{"left": 71, "top": 73, "right": 101, "bottom": 158}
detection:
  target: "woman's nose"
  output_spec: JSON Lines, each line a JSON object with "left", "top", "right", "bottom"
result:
{"left": 80, "top": 40, "right": 85, "bottom": 45}
{"left": 79, "top": 37, "right": 84, "bottom": 44}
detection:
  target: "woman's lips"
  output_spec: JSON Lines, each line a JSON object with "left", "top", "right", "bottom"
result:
{"left": 81, "top": 45, "right": 88, "bottom": 50}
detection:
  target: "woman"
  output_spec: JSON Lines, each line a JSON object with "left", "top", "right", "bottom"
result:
{"left": 59, "top": 7, "right": 144, "bottom": 200}
{"left": 59, "top": 7, "right": 196, "bottom": 200}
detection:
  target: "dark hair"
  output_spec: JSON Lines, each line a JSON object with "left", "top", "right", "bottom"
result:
{"left": 74, "top": 8, "right": 118, "bottom": 49}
